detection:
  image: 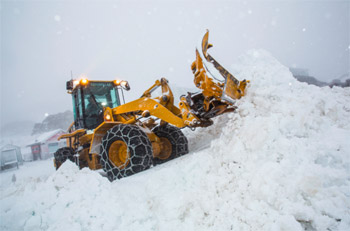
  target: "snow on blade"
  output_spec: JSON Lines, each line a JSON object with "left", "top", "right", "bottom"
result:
{"left": 1, "top": 50, "right": 349, "bottom": 231}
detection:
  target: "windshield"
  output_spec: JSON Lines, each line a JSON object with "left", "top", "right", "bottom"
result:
{"left": 84, "top": 82, "right": 120, "bottom": 110}
{"left": 72, "top": 81, "right": 121, "bottom": 130}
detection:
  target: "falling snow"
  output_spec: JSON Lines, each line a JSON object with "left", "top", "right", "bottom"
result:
{"left": 1, "top": 50, "right": 349, "bottom": 231}
{"left": 54, "top": 15, "right": 61, "bottom": 22}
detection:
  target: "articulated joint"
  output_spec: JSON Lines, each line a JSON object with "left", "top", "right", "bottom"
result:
{"left": 178, "top": 96, "right": 200, "bottom": 127}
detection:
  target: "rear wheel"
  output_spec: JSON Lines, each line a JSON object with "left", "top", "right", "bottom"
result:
{"left": 54, "top": 147, "right": 75, "bottom": 170}
{"left": 100, "top": 124, "right": 153, "bottom": 181}
{"left": 152, "top": 124, "right": 188, "bottom": 165}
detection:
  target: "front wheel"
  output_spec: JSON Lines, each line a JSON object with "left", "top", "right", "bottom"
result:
{"left": 54, "top": 147, "right": 75, "bottom": 170}
{"left": 152, "top": 124, "right": 188, "bottom": 165}
{"left": 100, "top": 124, "right": 153, "bottom": 181}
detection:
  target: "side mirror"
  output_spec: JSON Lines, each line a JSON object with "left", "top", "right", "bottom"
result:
{"left": 120, "top": 80, "right": 130, "bottom": 91}
{"left": 66, "top": 80, "right": 73, "bottom": 90}
{"left": 114, "top": 80, "right": 130, "bottom": 91}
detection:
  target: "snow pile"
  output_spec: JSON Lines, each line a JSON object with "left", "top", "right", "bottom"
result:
{"left": 1, "top": 50, "right": 349, "bottom": 231}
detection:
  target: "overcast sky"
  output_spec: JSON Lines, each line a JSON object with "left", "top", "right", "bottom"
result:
{"left": 1, "top": 0, "right": 349, "bottom": 127}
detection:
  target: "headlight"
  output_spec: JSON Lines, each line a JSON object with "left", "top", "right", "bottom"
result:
{"left": 81, "top": 78, "right": 88, "bottom": 85}
{"left": 105, "top": 114, "right": 111, "bottom": 121}
{"left": 73, "top": 80, "right": 80, "bottom": 87}
{"left": 114, "top": 79, "right": 130, "bottom": 90}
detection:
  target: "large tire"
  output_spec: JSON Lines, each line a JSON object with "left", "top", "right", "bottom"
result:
{"left": 100, "top": 124, "right": 153, "bottom": 181}
{"left": 152, "top": 124, "right": 188, "bottom": 165}
{"left": 54, "top": 147, "right": 75, "bottom": 170}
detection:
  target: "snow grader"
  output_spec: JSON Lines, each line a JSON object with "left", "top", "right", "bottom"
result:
{"left": 54, "top": 30, "right": 249, "bottom": 181}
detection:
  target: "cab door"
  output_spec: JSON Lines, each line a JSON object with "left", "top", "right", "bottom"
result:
{"left": 72, "top": 87, "right": 85, "bottom": 129}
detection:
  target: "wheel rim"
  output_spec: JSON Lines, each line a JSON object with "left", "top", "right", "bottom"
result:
{"left": 108, "top": 140, "right": 129, "bottom": 169}
{"left": 157, "top": 137, "right": 172, "bottom": 160}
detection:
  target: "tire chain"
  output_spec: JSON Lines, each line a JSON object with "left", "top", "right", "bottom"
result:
{"left": 54, "top": 147, "right": 75, "bottom": 169}
{"left": 100, "top": 124, "right": 153, "bottom": 181}
{"left": 152, "top": 124, "right": 188, "bottom": 165}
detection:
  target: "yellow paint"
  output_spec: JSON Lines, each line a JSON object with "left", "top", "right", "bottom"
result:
{"left": 55, "top": 30, "right": 249, "bottom": 172}
{"left": 58, "top": 129, "right": 86, "bottom": 141}
{"left": 114, "top": 98, "right": 185, "bottom": 128}
{"left": 108, "top": 140, "right": 130, "bottom": 169}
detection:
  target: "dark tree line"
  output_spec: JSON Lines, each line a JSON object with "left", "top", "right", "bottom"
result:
{"left": 32, "top": 110, "right": 73, "bottom": 135}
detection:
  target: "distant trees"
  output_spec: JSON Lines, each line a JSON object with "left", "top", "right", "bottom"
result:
{"left": 329, "top": 79, "right": 350, "bottom": 88}
{"left": 293, "top": 75, "right": 328, "bottom": 87}
{"left": 32, "top": 110, "right": 73, "bottom": 135}
{"left": 290, "top": 68, "right": 349, "bottom": 88}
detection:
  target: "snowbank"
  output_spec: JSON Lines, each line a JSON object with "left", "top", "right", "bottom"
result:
{"left": 1, "top": 50, "right": 349, "bottom": 231}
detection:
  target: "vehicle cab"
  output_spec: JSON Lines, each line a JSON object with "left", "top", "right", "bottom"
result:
{"left": 66, "top": 78, "right": 130, "bottom": 130}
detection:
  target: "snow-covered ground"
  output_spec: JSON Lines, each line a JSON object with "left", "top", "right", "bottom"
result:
{"left": 1, "top": 50, "right": 349, "bottom": 231}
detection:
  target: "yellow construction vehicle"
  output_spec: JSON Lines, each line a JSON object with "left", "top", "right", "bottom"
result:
{"left": 54, "top": 30, "right": 249, "bottom": 181}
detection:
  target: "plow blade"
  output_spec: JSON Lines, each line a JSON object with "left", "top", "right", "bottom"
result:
{"left": 182, "top": 30, "right": 249, "bottom": 127}
{"left": 222, "top": 76, "right": 248, "bottom": 104}
{"left": 199, "top": 30, "right": 248, "bottom": 102}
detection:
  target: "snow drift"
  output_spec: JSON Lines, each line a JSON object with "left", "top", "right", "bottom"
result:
{"left": 1, "top": 50, "right": 349, "bottom": 231}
